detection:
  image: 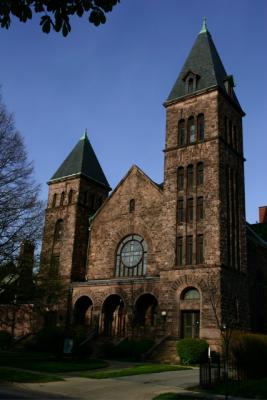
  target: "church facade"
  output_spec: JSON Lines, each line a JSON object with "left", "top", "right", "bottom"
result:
{"left": 40, "top": 22, "right": 267, "bottom": 350}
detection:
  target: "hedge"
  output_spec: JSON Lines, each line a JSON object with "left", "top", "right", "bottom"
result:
{"left": 176, "top": 338, "right": 208, "bottom": 365}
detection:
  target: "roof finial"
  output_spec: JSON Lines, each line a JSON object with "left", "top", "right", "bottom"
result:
{"left": 199, "top": 16, "right": 208, "bottom": 34}
{"left": 80, "top": 128, "right": 88, "bottom": 140}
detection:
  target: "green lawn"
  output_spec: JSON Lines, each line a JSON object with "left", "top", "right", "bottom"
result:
{"left": 153, "top": 395, "right": 203, "bottom": 400}
{"left": 153, "top": 379, "right": 267, "bottom": 400}
{"left": 82, "top": 363, "right": 191, "bottom": 379}
{"left": 212, "top": 378, "right": 267, "bottom": 399}
{"left": 0, "top": 367, "right": 63, "bottom": 383}
{"left": 0, "top": 351, "right": 108, "bottom": 373}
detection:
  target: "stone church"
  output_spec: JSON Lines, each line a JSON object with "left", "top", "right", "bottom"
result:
{"left": 41, "top": 21, "right": 267, "bottom": 351}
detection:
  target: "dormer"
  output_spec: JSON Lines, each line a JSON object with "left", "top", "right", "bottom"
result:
{"left": 224, "top": 75, "right": 235, "bottom": 98}
{"left": 182, "top": 71, "right": 200, "bottom": 94}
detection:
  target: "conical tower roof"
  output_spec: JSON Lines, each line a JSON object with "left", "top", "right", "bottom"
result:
{"left": 50, "top": 130, "right": 111, "bottom": 190}
{"left": 165, "top": 19, "right": 242, "bottom": 111}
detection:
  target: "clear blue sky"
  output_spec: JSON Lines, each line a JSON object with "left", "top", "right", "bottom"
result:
{"left": 1, "top": 0, "right": 266, "bottom": 223}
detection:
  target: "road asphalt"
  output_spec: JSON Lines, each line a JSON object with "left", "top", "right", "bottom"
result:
{"left": 0, "top": 367, "right": 257, "bottom": 400}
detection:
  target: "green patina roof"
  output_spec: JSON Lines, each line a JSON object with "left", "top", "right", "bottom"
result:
{"left": 166, "top": 20, "right": 242, "bottom": 110}
{"left": 50, "top": 131, "right": 111, "bottom": 189}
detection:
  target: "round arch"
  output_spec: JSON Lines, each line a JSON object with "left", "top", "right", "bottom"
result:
{"left": 73, "top": 296, "right": 93, "bottom": 326}
{"left": 134, "top": 293, "right": 158, "bottom": 327}
{"left": 101, "top": 294, "right": 125, "bottom": 337}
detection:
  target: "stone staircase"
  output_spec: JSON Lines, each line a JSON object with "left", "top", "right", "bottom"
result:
{"left": 148, "top": 338, "right": 180, "bottom": 364}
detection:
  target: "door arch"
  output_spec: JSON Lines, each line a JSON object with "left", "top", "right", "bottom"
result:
{"left": 101, "top": 294, "right": 125, "bottom": 337}
{"left": 73, "top": 296, "right": 93, "bottom": 326}
{"left": 135, "top": 293, "right": 158, "bottom": 327}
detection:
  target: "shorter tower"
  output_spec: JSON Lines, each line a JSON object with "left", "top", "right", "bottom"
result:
{"left": 41, "top": 131, "right": 111, "bottom": 282}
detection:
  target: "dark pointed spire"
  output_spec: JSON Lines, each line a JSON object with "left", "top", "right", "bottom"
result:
{"left": 165, "top": 20, "right": 242, "bottom": 111}
{"left": 50, "top": 131, "right": 111, "bottom": 190}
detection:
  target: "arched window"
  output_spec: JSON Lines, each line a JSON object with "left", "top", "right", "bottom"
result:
{"left": 197, "top": 114, "right": 205, "bottom": 141}
{"left": 60, "top": 192, "right": 65, "bottom": 206}
{"left": 177, "top": 167, "right": 184, "bottom": 191}
{"left": 178, "top": 120, "right": 186, "bottom": 147}
{"left": 129, "top": 199, "right": 135, "bottom": 213}
{"left": 68, "top": 189, "right": 73, "bottom": 204}
{"left": 115, "top": 234, "right": 147, "bottom": 277}
{"left": 196, "top": 162, "right": 204, "bottom": 186}
{"left": 52, "top": 193, "right": 57, "bottom": 208}
{"left": 196, "top": 234, "right": 204, "bottom": 264}
{"left": 54, "top": 219, "right": 63, "bottom": 241}
{"left": 186, "top": 235, "right": 193, "bottom": 264}
{"left": 182, "top": 288, "right": 200, "bottom": 300}
{"left": 196, "top": 197, "right": 204, "bottom": 221}
{"left": 187, "top": 78, "right": 194, "bottom": 94}
{"left": 187, "top": 198, "right": 193, "bottom": 223}
{"left": 187, "top": 165, "right": 194, "bottom": 191}
{"left": 188, "top": 117, "right": 196, "bottom": 144}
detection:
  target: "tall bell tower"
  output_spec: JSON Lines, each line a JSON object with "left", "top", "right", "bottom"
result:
{"left": 162, "top": 19, "right": 248, "bottom": 335}
{"left": 41, "top": 131, "right": 111, "bottom": 282}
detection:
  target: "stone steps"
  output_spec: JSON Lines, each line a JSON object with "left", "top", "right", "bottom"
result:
{"left": 148, "top": 339, "right": 180, "bottom": 364}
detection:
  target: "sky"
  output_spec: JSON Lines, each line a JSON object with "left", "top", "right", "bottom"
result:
{"left": 0, "top": 0, "right": 266, "bottom": 223}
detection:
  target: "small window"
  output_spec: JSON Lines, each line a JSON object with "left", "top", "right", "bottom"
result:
{"left": 177, "top": 167, "right": 184, "bottom": 191}
{"left": 177, "top": 198, "right": 184, "bottom": 224}
{"left": 54, "top": 219, "right": 63, "bottom": 241}
{"left": 178, "top": 120, "right": 186, "bottom": 147}
{"left": 196, "top": 197, "right": 204, "bottom": 221}
{"left": 196, "top": 234, "right": 204, "bottom": 264}
{"left": 187, "top": 78, "right": 194, "bottom": 94}
{"left": 182, "top": 288, "right": 200, "bottom": 300}
{"left": 187, "top": 198, "right": 193, "bottom": 223}
{"left": 196, "top": 162, "right": 204, "bottom": 186}
{"left": 50, "top": 255, "right": 60, "bottom": 275}
{"left": 177, "top": 237, "right": 183, "bottom": 266}
{"left": 186, "top": 236, "right": 193, "bottom": 265}
{"left": 197, "top": 114, "right": 205, "bottom": 141}
{"left": 129, "top": 199, "right": 135, "bottom": 213}
{"left": 188, "top": 117, "right": 196, "bottom": 144}
{"left": 60, "top": 192, "right": 65, "bottom": 206}
{"left": 68, "top": 190, "right": 73, "bottom": 204}
{"left": 52, "top": 193, "right": 57, "bottom": 208}
{"left": 187, "top": 165, "right": 194, "bottom": 191}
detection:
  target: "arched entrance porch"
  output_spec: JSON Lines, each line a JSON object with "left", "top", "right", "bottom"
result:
{"left": 73, "top": 296, "right": 93, "bottom": 327}
{"left": 100, "top": 294, "right": 126, "bottom": 337}
{"left": 135, "top": 293, "right": 158, "bottom": 328}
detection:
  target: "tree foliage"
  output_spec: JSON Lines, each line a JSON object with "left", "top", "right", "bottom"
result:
{"left": 0, "top": 95, "right": 43, "bottom": 265}
{"left": 0, "top": 0, "right": 120, "bottom": 37}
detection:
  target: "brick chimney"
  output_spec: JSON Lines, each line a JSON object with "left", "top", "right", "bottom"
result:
{"left": 259, "top": 206, "right": 267, "bottom": 224}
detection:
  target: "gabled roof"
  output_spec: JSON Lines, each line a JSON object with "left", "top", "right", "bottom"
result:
{"left": 50, "top": 131, "right": 111, "bottom": 190}
{"left": 90, "top": 165, "right": 163, "bottom": 224}
{"left": 165, "top": 20, "right": 242, "bottom": 111}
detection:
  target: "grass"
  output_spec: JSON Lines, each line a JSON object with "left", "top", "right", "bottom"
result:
{"left": 153, "top": 378, "right": 267, "bottom": 400}
{"left": 211, "top": 378, "right": 267, "bottom": 398}
{"left": 82, "top": 363, "right": 191, "bottom": 379}
{"left": 153, "top": 395, "right": 203, "bottom": 400}
{"left": 0, "top": 351, "right": 108, "bottom": 373}
{"left": 0, "top": 367, "right": 63, "bottom": 383}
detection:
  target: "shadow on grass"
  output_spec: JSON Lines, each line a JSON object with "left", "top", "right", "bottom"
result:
{"left": 82, "top": 364, "right": 191, "bottom": 379}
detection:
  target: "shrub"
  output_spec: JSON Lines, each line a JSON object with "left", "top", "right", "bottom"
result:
{"left": 33, "top": 327, "right": 65, "bottom": 355}
{"left": 176, "top": 338, "right": 208, "bottom": 365}
{"left": 108, "top": 339, "right": 154, "bottom": 361}
{"left": 231, "top": 333, "right": 267, "bottom": 379}
{"left": 0, "top": 330, "right": 12, "bottom": 350}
